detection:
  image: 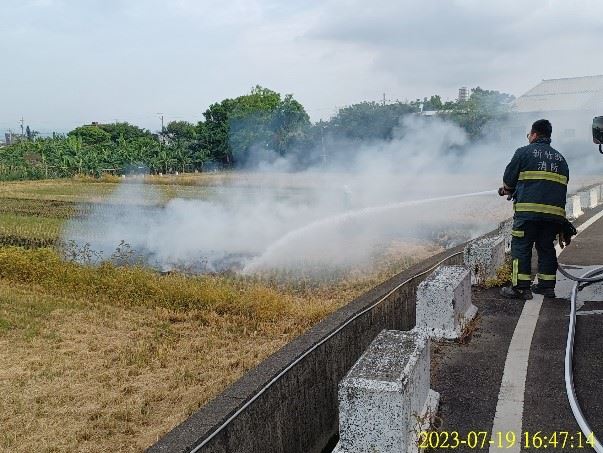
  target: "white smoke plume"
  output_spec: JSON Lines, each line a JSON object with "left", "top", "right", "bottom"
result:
{"left": 62, "top": 114, "right": 597, "bottom": 274}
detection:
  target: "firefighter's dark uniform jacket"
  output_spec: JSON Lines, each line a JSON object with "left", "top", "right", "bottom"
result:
{"left": 503, "top": 137, "right": 569, "bottom": 288}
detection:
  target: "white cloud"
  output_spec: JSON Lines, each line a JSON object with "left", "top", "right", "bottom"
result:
{"left": 1, "top": 0, "right": 602, "bottom": 131}
{"left": 306, "top": 0, "right": 603, "bottom": 99}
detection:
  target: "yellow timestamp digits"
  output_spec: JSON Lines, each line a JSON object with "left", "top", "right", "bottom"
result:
{"left": 418, "top": 431, "right": 515, "bottom": 449}
{"left": 523, "top": 431, "right": 596, "bottom": 449}
{"left": 418, "top": 431, "right": 596, "bottom": 449}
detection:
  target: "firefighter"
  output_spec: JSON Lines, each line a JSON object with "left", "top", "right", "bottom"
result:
{"left": 498, "top": 119, "right": 569, "bottom": 299}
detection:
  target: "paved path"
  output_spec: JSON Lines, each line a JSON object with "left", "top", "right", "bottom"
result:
{"left": 432, "top": 205, "right": 603, "bottom": 452}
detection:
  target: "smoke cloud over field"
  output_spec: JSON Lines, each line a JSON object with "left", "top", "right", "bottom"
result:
{"left": 62, "top": 114, "right": 595, "bottom": 274}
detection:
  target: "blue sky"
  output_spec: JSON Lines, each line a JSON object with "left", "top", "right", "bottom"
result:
{"left": 1, "top": 0, "right": 602, "bottom": 134}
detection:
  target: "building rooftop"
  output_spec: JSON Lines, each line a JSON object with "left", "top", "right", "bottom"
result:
{"left": 513, "top": 75, "right": 603, "bottom": 113}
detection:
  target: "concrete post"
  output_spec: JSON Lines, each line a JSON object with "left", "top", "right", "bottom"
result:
{"left": 590, "top": 187, "right": 600, "bottom": 207}
{"left": 463, "top": 235, "right": 506, "bottom": 285}
{"left": 416, "top": 265, "right": 476, "bottom": 340}
{"left": 566, "top": 194, "right": 583, "bottom": 220}
{"left": 497, "top": 218, "right": 513, "bottom": 252}
{"left": 334, "top": 330, "right": 439, "bottom": 453}
{"left": 579, "top": 189, "right": 598, "bottom": 209}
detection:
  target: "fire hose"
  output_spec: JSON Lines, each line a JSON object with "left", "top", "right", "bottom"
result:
{"left": 558, "top": 263, "right": 603, "bottom": 452}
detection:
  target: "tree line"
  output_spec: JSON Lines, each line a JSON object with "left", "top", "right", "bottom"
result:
{"left": 0, "top": 86, "right": 513, "bottom": 180}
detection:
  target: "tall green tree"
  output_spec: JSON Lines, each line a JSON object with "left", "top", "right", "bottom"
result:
{"left": 199, "top": 98, "right": 235, "bottom": 165}
{"left": 99, "top": 122, "right": 153, "bottom": 142}
{"left": 228, "top": 86, "right": 282, "bottom": 163}
{"left": 227, "top": 86, "right": 311, "bottom": 163}
{"left": 270, "top": 94, "right": 311, "bottom": 155}
{"left": 68, "top": 125, "right": 112, "bottom": 146}
{"left": 445, "top": 87, "right": 515, "bottom": 139}
{"left": 326, "top": 101, "right": 418, "bottom": 141}
{"left": 422, "top": 95, "right": 443, "bottom": 111}
{"left": 165, "top": 121, "right": 197, "bottom": 143}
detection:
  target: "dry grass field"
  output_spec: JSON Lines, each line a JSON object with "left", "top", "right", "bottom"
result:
{"left": 5, "top": 174, "right": 598, "bottom": 451}
{"left": 0, "top": 247, "right": 354, "bottom": 451}
{"left": 0, "top": 176, "right": 445, "bottom": 452}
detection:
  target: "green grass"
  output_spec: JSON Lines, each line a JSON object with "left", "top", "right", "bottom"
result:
{"left": 0, "top": 177, "right": 315, "bottom": 249}
{"left": 0, "top": 179, "right": 120, "bottom": 202}
{"left": 0, "top": 213, "right": 63, "bottom": 247}
{"left": 0, "top": 247, "right": 295, "bottom": 321}
{"left": 0, "top": 197, "right": 79, "bottom": 219}
{"left": 0, "top": 174, "right": 326, "bottom": 206}
{"left": 0, "top": 177, "right": 241, "bottom": 204}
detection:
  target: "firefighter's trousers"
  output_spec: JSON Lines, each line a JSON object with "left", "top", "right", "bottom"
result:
{"left": 511, "top": 219, "right": 559, "bottom": 289}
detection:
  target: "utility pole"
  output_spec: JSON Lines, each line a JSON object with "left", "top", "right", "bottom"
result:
{"left": 156, "top": 113, "right": 164, "bottom": 133}
{"left": 381, "top": 93, "right": 392, "bottom": 106}
{"left": 320, "top": 124, "right": 327, "bottom": 166}
{"left": 20, "top": 117, "right": 24, "bottom": 137}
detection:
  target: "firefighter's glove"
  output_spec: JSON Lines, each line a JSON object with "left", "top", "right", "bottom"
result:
{"left": 558, "top": 232, "right": 570, "bottom": 249}
{"left": 558, "top": 219, "right": 577, "bottom": 249}
{"left": 498, "top": 186, "right": 514, "bottom": 200}
{"left": 498, "top": 186, "right": 508, "bottom": 197}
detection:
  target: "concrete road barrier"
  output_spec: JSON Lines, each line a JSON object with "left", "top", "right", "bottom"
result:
{"left": 334, "top": 330, "right": 439, "bottom": 453}
{"left": 463, "top": 235, "right": 506, "bottom": 285}
{"left": 566, "top": 194, "right": 583, "bottom": 220}
{"left": 579, "top": 189, "right": 598, "bottom": 209}
{"left": 415, "top": 265, "right": 476, "bottom": 340}
{"left": 590, "top": 187, "right": 600, "bottom": 207}
{"left": 497, "top": 218, "right": 513, "bottom": 252}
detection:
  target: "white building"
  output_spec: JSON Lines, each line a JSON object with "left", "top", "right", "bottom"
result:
{"left": 458, "top": 86, "right": 470, "bottom": 102}
{"left": 504, "top": 75, "right": 603, "bottom": 168}
{"left": 511, "top": 75, "right": 603, "bottom": 141}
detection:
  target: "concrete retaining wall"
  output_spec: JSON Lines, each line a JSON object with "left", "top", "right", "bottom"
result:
{"left": 149, "top": 247, "right": 465, "bottom": 453}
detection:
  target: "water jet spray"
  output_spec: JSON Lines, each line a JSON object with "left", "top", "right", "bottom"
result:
{"left": 243, "top": 190, "right": 497, "bottom": 273}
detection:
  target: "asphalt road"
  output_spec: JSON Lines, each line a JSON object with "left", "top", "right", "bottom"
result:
{"left": 432, "top": 206, "right": 603, "bottom": 452}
